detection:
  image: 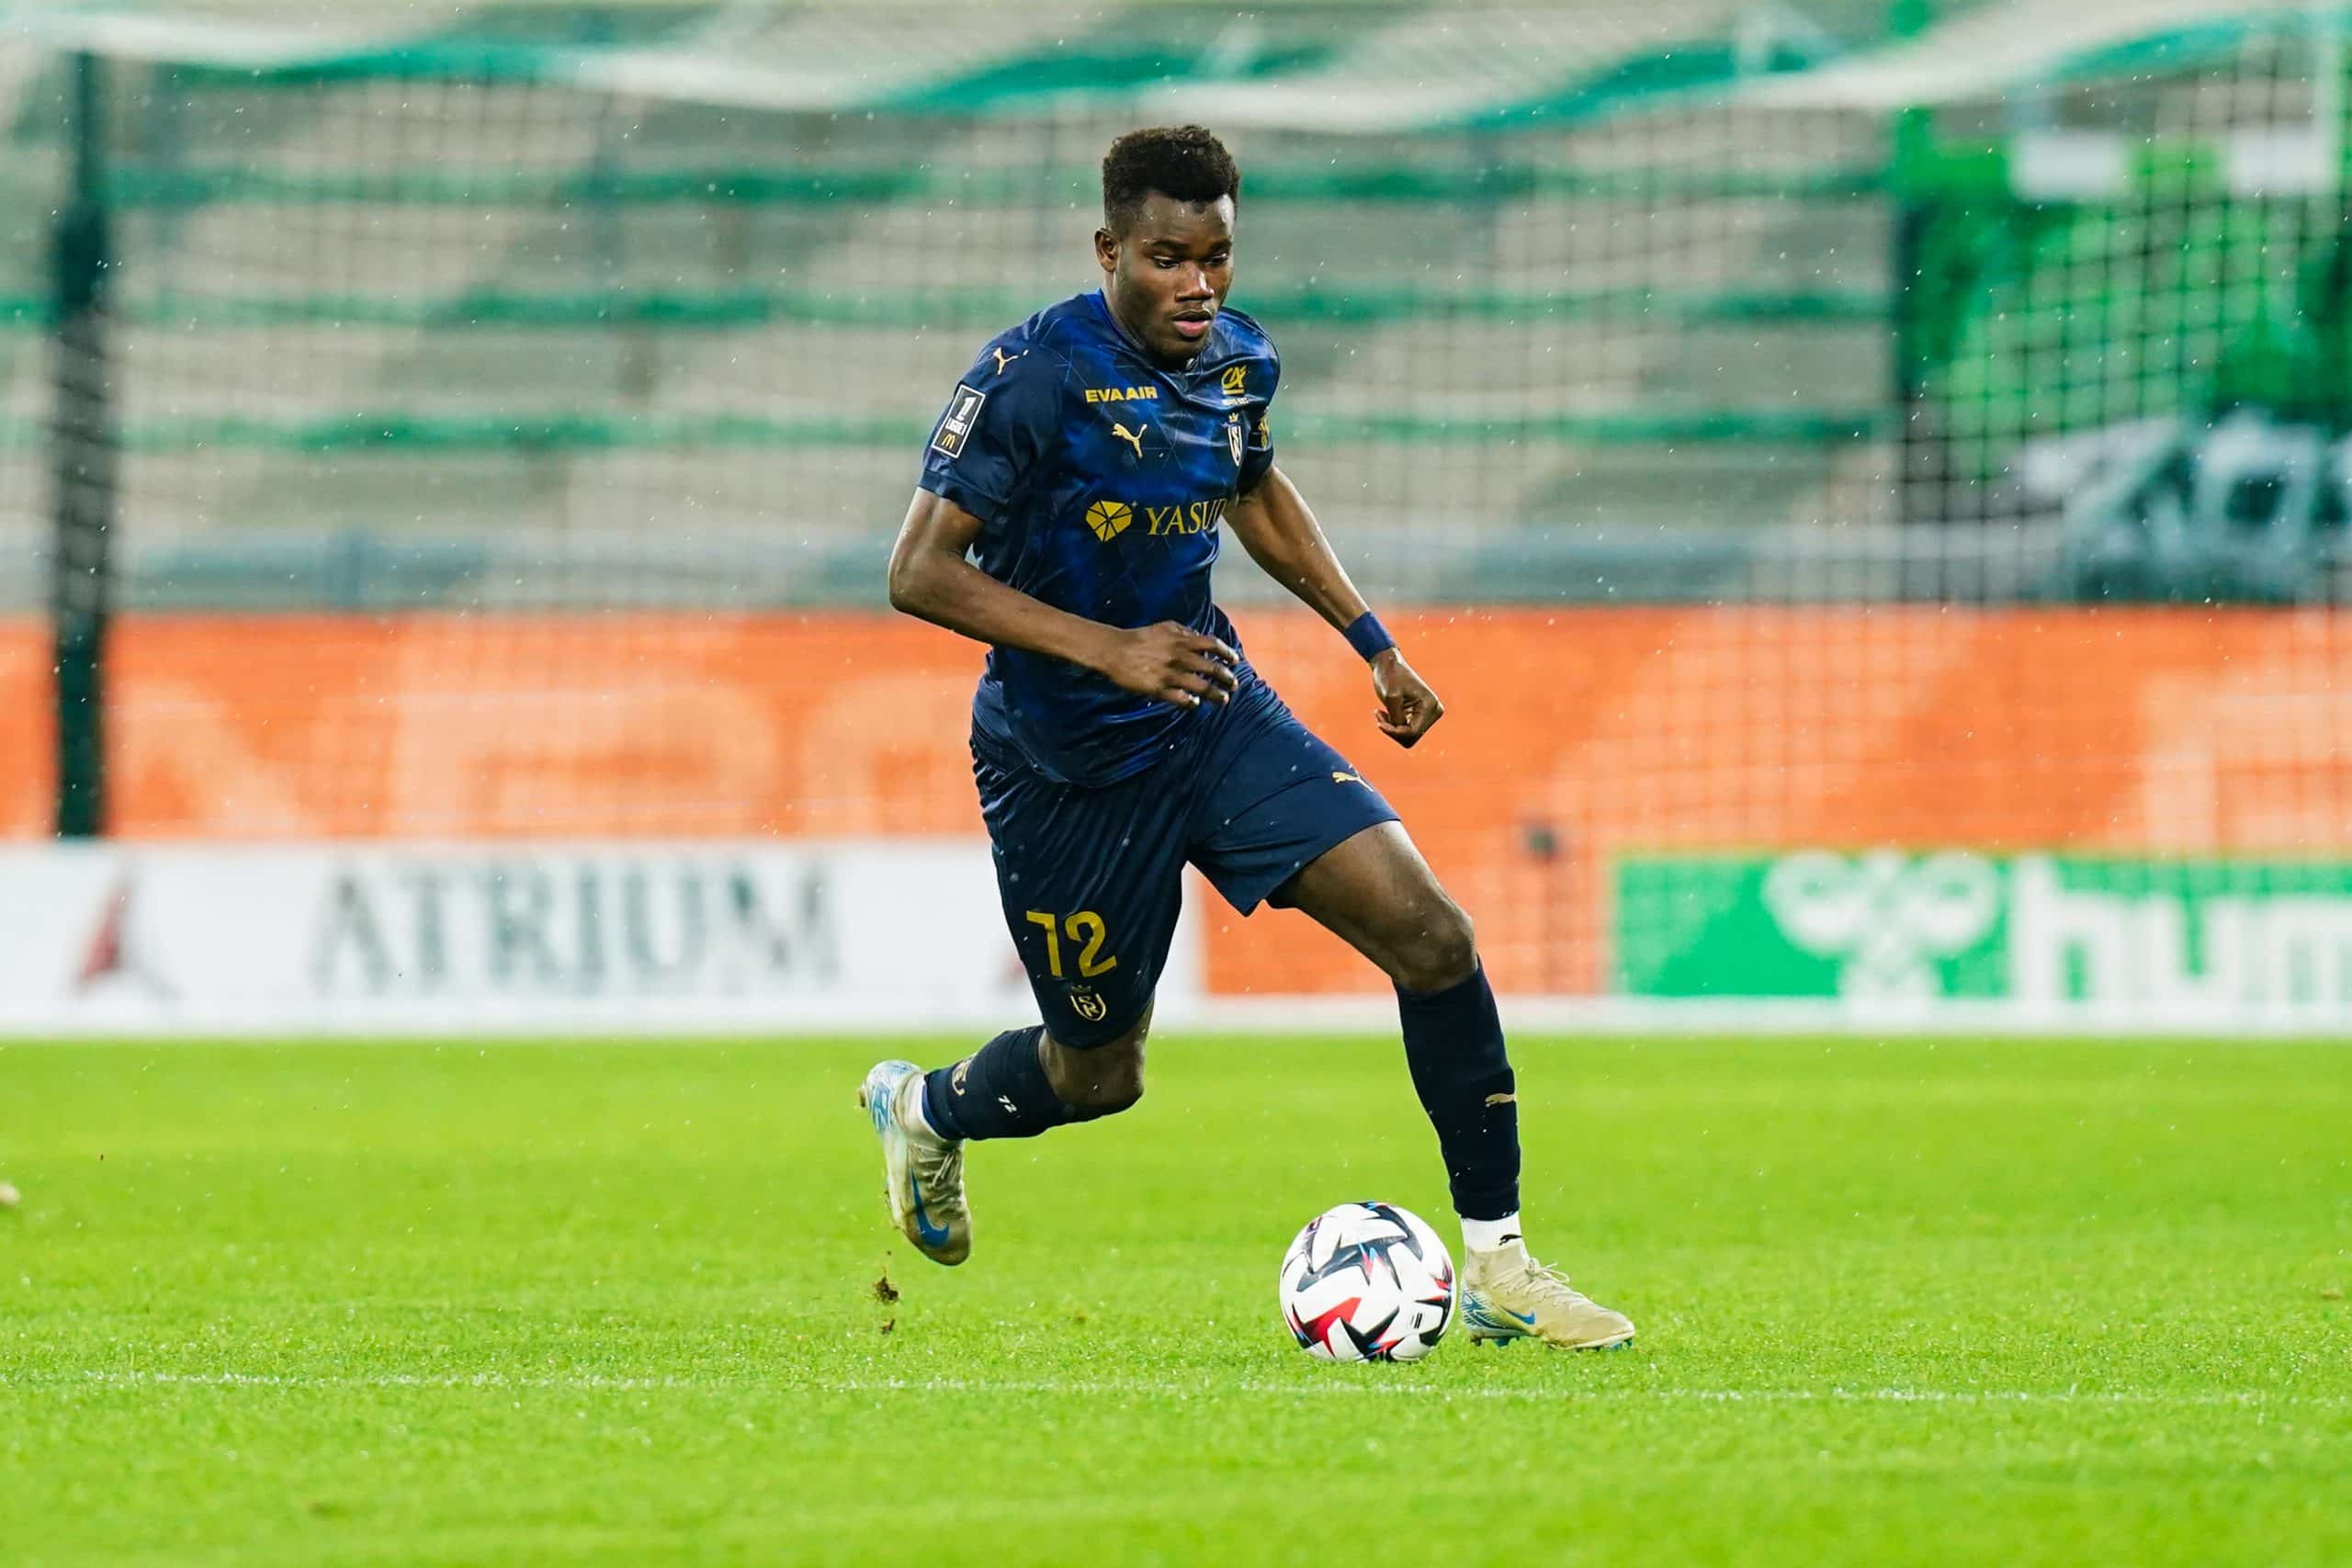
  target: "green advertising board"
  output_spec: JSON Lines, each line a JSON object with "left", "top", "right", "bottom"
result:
{"left": 1619, "top": 852, "right": 2352, "bottom": 1010}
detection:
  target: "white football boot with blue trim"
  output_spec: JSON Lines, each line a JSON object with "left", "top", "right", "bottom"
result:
{"left": 1461, "top": 1239, "right": 1634, "bottom": 1349}
{"left": 857, "top": 1059, "right": 971, "bottom": 1267}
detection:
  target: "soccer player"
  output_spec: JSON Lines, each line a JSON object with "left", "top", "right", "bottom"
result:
{"left": 860, "top": 125, "right": 1633, "bottom": 1349}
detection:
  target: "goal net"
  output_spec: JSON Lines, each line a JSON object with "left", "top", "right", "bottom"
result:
{"left": 0, "top": 0, "right": 2347, "bottom": 1029}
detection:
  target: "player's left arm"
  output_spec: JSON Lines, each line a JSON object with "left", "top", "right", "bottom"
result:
{"left": 1227, "top": 465, "right": 1442, "bottom": 748}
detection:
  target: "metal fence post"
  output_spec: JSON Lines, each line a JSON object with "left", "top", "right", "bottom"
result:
{"left": 51, "top": 51, "right": 115, "bottom": 839}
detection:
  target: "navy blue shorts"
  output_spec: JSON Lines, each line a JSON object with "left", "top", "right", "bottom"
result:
{"left": 975, "top": 669, "right": 1398, "bottom": 1048}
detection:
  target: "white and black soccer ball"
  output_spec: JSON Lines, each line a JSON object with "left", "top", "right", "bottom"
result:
{"left": 1278, "top": 1201, "right": 1455, "bottom": 1363}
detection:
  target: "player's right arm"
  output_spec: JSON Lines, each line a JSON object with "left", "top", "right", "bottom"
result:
{"left": 888, "top": 486, "right": 1238, "bottom": 709}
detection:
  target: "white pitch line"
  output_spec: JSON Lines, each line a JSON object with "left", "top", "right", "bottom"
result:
{"left": 822, "top": 1378, "right": 2351, "bottom": 1409}
{"left": 6, "top": 1370, "right": 2347, "bottom": 1410}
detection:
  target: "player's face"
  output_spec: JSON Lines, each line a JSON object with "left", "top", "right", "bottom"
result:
{"left": 1096, "top": 192, "right": 1235, "bottom": 365}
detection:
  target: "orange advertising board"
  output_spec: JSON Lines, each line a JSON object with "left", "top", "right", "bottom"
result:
{"left": 4, "top": 608, "right": 2347, "bottom": 996}
{"left": 0, "top": 620, "right": 51, "bottom": 840}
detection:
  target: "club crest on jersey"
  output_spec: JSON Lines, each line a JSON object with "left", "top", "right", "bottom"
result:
{"left": 1227, "top": 413, "right": 1245, "bottom": 466}
{"left": 931, "top": 383, "right": 985, "bottom": 458}
{"left": 1219, "top": 364, "right": 1249, "bottom": 404}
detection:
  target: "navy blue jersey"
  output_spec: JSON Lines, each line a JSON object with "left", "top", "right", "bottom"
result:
{"left": 918, "top": 289, "right": 1280, "bottom": 787}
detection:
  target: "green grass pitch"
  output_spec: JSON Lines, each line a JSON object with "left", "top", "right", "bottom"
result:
{"left": 3, "top": 1034, "right": 2347, "bottom": 1566}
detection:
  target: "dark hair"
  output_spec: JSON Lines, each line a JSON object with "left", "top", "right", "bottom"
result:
{"left": 1101, "top": 125, "right": 1240, "bottom": 234}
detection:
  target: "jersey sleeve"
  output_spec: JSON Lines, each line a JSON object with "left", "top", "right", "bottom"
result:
{"left": 1238, "top": 347, "right": 1281, "bottom": 493}
{"left": 917, "top": 343, "right": 1062, "bottom": 527}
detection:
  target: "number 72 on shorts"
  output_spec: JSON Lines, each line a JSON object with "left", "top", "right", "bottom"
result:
{"left": 1023, "top": 909, "right": 1119, "bottom": 978}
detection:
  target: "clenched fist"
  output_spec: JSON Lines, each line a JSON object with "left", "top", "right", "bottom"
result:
{"left": 1100, "top": 621, "right": 1240, "bottom": 709}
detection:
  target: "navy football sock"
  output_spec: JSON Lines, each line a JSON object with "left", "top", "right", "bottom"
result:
{"left": 921, "top": 1026, "right": 1092, "bottom": 1142}
{"left": 1396, "top": 961, "right": 1521, "bottom": 1222}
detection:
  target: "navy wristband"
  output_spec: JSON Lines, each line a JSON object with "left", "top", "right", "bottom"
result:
{"left": 1342, "top": 612, "right": 1396, "bottom": 661}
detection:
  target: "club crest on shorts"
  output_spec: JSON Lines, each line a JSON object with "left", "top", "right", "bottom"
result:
{"left": 1067, "top": 985, "right": 1109, "bottom": 1023}
{"left": 1227, "top": 413, "right": 1245, "bottom": 466}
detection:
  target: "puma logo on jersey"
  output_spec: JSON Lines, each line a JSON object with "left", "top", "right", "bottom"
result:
{"left": 1331, "top": 770, "right": 1363, "bottom": 785}
{"left": 1110, "top": 422, "right": 1146, "bottom": 458}
{"left": 989, "top": 347, "right": 1024, "bottom": 376}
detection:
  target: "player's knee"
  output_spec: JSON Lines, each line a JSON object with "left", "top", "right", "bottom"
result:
{"left": 1043, "top": 1031, "right": 1148, "bottom": 1115}
{"left": 1076, "top": 1058, "right": 1146, "bottom": 1113}
{"left": 1390, "top": 900, "right": 1477, "bottom": 995}
{"left": 1060, "top": 1053, "right": 1145, "bottom": 1114}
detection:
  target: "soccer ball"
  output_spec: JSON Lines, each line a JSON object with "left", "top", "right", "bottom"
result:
{"left": 1278, "top": 1201, "right": 1455, "bottom": 1362}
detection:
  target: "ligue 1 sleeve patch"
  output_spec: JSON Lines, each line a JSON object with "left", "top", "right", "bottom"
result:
{"left": 932, "top": 383, "right": 987, "bottom": 458}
